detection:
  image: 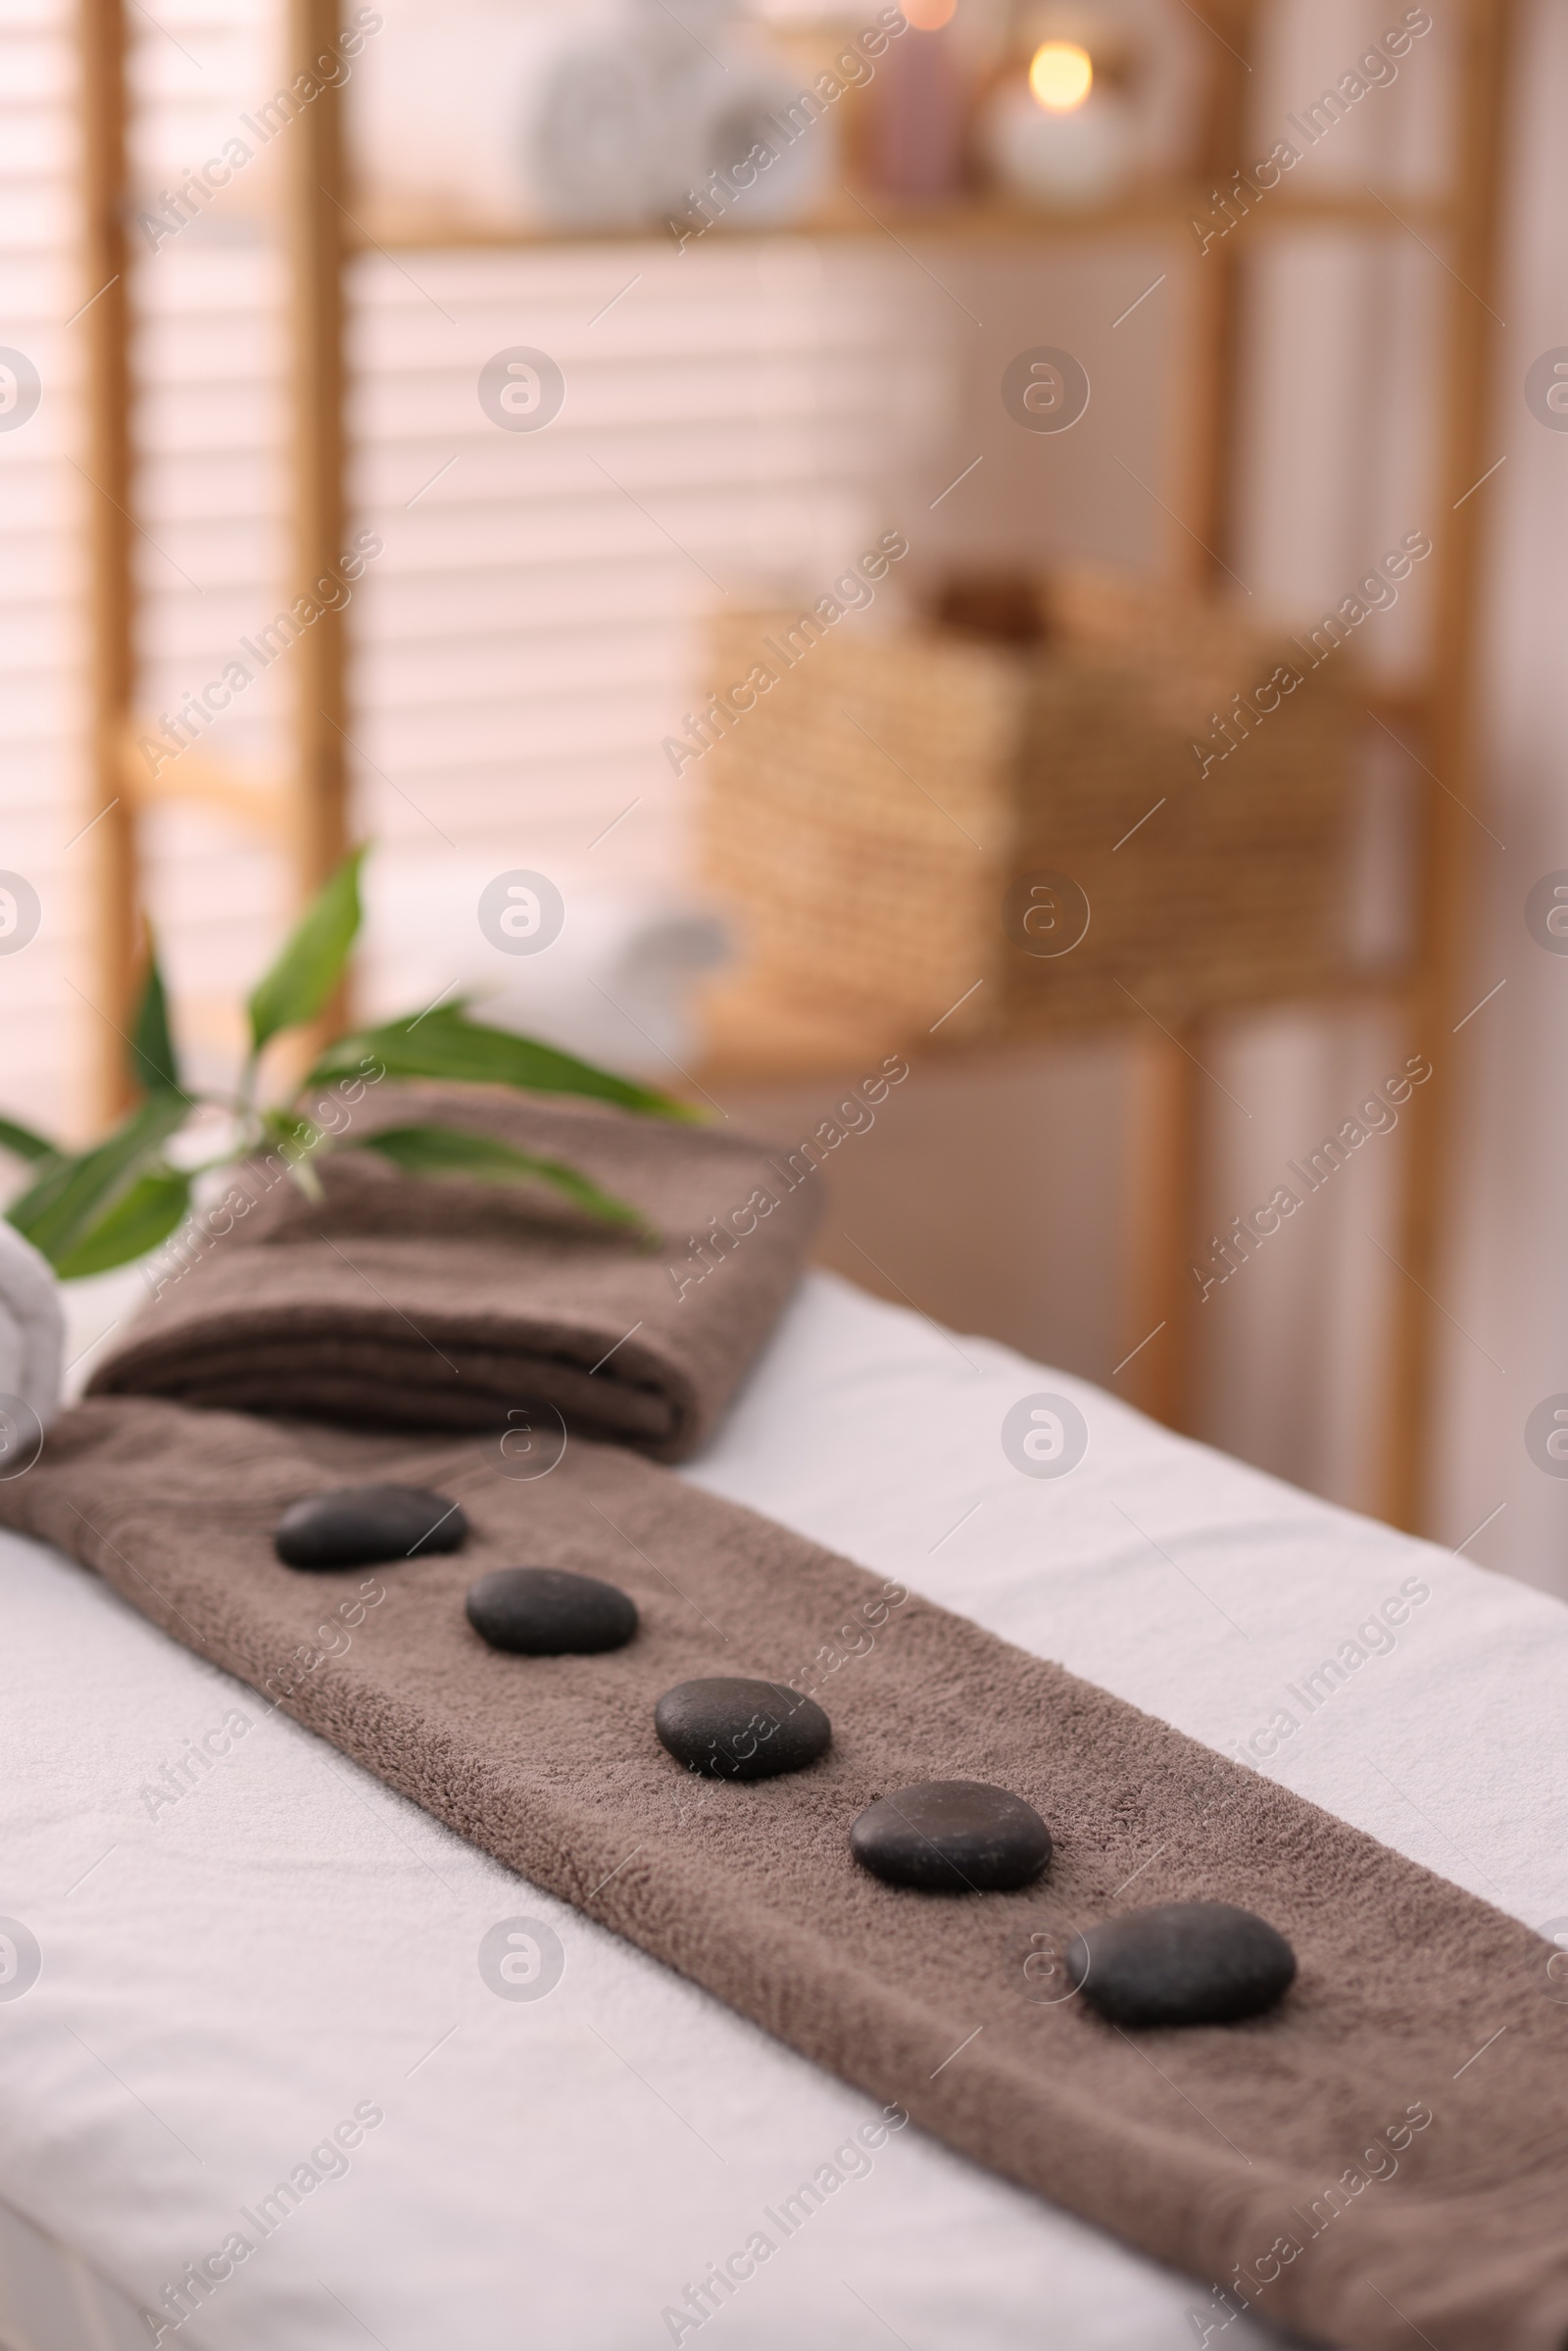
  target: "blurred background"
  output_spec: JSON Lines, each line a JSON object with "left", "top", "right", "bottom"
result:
{"left": 3, "top": 0, "right": 1563, "bottom": 1586}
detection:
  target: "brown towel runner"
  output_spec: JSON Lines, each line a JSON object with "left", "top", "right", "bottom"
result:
{"left": 11, "top": 1394, "right": 1568, "bottom": 2351}
{"left": 86, "top": 1088, "right": 823, "bottom": 1460}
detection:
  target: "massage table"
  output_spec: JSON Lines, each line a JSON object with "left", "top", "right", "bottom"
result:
{"left": 0, "top": 1268, "right": 1558, "bottom": 2351}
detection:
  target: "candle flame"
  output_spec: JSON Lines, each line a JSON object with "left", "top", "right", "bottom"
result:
{"left": 1028, "top": 40, "right": 1094, "bottom": 112}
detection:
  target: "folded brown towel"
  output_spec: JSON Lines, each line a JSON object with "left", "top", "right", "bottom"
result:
{"left": 86, "top": 1087, "right": 819, "bottom": 1460}
{"left": 15, "top": 1394, "right": 1568, "bottom": 2351}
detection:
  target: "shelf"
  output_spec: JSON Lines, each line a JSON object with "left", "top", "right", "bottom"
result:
{"left": 118, "top": 728, "right": 290, "bottom": 837}
{"left": 83, "top": 0, "right": 1509, "bottom": 1522}
{"left": 348, "top": 182, "right": 1456, "bottom": 258}
{"left": 695, "top": 963, "right": 1414, "bottom": 1092}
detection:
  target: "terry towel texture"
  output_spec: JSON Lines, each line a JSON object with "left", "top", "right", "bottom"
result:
{"left": 87, "top": 1088, "right": 820, "bottom": 1461}
{"left": 12, "top": 1394, "right": 1568, "bottom": 2351}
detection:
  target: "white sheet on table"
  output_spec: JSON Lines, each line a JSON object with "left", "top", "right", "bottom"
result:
{"left": 0, "top": 1270, "right": 1563, "bottom": 2351}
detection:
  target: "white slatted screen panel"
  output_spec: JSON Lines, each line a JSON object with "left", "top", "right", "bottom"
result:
{"left": 347, "top": 235, "right": 946, "bottom": 1031}
{"left": 0, "top": 0, "right": 83, "bottom": 1136}
{"left": 0, "top": 0, "right": 953, "bottom": 1115}
{"left": 126, "top": 0, "right": 286, "bottom": 1091}
{"left": 93, "top": 0, "right": 951, "bottom": 1096}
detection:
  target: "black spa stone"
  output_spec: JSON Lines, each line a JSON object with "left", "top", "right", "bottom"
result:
{"left": 654, "top": 1677, "right": 830, "bottom": 1780}
{"left": 466, "top": 1567, "right": 638, "bottom": 1656}
{"left": 1067, "top": 1901, "right": 1297, "bottom": 2029}
{"left": 273, "top": 1484, "right": 467, "bottom": 1570}
{"left": 850, "top": 1780, "right": 1053, "bottom": 1893}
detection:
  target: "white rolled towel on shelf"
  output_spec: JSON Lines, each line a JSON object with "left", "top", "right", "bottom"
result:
{"left": 351, "top": 0, "right": 833, "bottom": 232}
{"left": 0, "top": 1220, "right": 65, "bottom": 1439}
{"left": 349, "top": 3, "right": 602, "bottom": 226}
{"left": 360, "top": 861, "right": 730, "bottom": 1084}
{"left": 528, "top": 14, "right": 834, "bottom": 232}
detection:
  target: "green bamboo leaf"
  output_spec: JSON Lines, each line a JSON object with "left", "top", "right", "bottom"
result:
{"left": 307, "top": 1005, "right": 700, "bottom": 1121}
{"left": 53, "top": 1168, "right": 191, "bottom": 1280}
{"left": 348, "top": 1122, "right": 645, "bottom": 1230}
{"left": 128, "top": 938, "right": 183, "bottom": 1096}
{"left": 3, "top": 1152, "right": 74, "bottom": 1237}
{"left": 6, "top": 1094, "right": 187, "bottom": 1266}
{"left": 0, "top": 1112, "right": 62, "bottom": 1165}
{"left": 256, "top": 1108, "right": 325, "bottom": 1199}
{"left": 247, "top": 846, "right": 366, "bottom": 1054}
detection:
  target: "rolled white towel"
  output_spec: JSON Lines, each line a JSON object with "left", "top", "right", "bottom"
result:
{"left": 0, "top": 1219, "right": 64, "bottom": 1437}
{"left": 527, "top": 14, "right": 834, "bottom": 232}
{"left": 348, "top": 2, "right": 607, "bottom": 225}
{"left": 528, "top": 39, "right": 679, "bottom": 230}
{"left": 360, "top": 860, "right": 730, "bottom": 1081}
{"left": 350, "top": 0, "right": 833, "bottom": 233}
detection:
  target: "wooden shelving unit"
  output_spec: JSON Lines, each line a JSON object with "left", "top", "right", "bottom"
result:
{"left": 351, "top": 182, "right": 1455, "bottom": 252}
{"left": 78, "top": 0, "right": 1516, "bottom": 1529}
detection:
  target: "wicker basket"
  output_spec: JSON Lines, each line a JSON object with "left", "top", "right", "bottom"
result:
{"left": 698, "top": 612, "right": 1020, "bottom": 1047}
{"left": 697, "top": 571, "right": 1359, "bottom": 1058}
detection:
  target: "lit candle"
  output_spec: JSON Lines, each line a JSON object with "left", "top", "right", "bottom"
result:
{"left": 982, "top": 35, "right": 1134, "bottom": 208}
